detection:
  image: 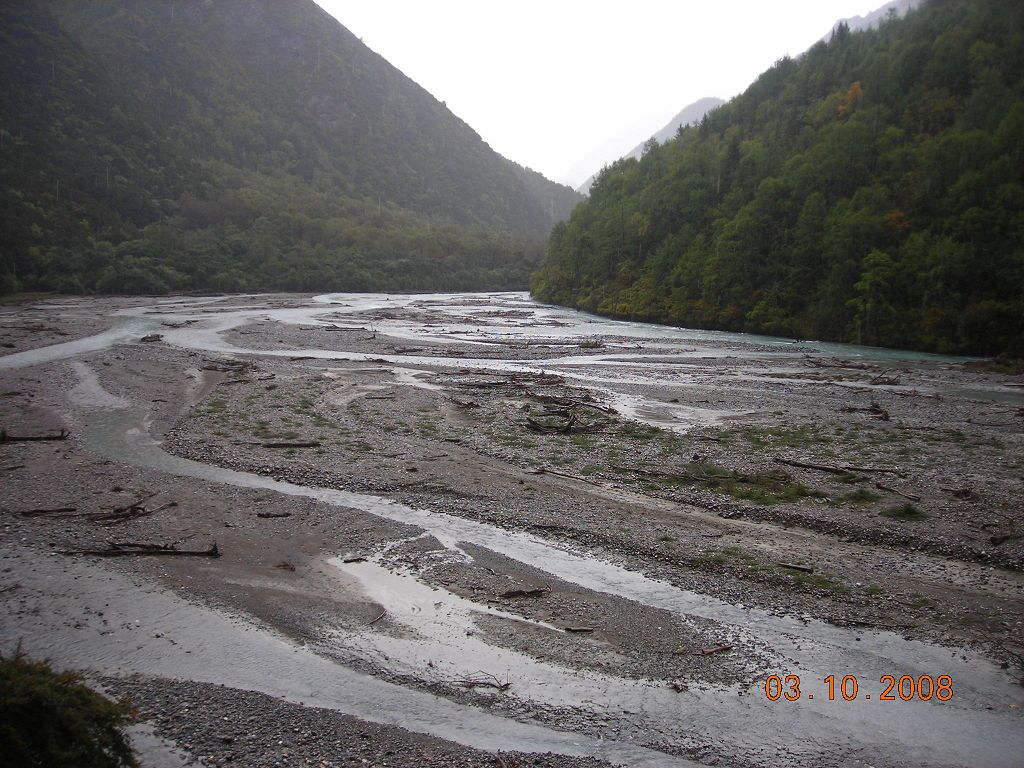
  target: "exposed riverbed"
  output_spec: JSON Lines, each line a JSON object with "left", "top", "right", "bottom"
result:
{"left": 1, "top": 292, "right": 1022, "bottom": 767}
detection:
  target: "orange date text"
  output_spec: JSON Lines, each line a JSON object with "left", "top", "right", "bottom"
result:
{"left": 763, "top": 674, "right": 953, "bottom": 702}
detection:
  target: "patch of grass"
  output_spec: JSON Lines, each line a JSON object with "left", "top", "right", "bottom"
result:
{"left": 790, "top": 571, "right": 850, "bottom": 594}
{"left": 674, "top": 462, "right": 826, "bottom": 505}
{"left": 579, "top": 464, "right": 601, "bottom": 476}
{"left": 722, "top": 546, "right": 761, "bottom": 567}
{"left": 571, "top": 434, "right": 596, "bottom": 449}
{"left": 618, "top": 422, "right": 663, "bottom": 442}
{"left": 880, "top": 503, "right": 928, "bottom": 521}
{"left": 695, "top": 550, "right": 728, "bottom": 566}
{"left": 487, "top": 427, "right": 535, "bottom": 449}
{"left": 694, "top": 547, "right": 762, "bottom": 569}
{"left": 658, "top": 534, "right": 676, "bottom": 542}
{"left": 865, "top": 430, "right": 905, "bottom": 446}
{"left": 864, "top": 585, "right": 884, "bottom": 596}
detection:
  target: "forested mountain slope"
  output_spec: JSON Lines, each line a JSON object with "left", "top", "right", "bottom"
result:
{"left": 531, "top": 0, "right": 1024, "bottom": 355}
{"left": 0, "top": 0, "right": 581, "bottom": 294}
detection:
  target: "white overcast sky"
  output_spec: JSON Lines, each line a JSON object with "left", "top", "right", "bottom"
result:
{"left": 313, "top": 1, "right": 888, "bottom": 186}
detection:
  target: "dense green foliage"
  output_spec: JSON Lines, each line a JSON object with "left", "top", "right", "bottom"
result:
{"left": 0, "top": 652, "right": 137, "bottom": 767}
{"left": 532, "top": 0, "right": 1024, "bottom": 355}
{"left": 0, "top": 1, "right": 581, "bottom": 295}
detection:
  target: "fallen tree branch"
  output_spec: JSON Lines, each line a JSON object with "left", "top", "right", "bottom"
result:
{"left": 201, "top": 360, "right": 251, "bottom": 372}
{"left": 368, "top": 609, "right": 386, "bottom": 625}
{"left": 90, "top": 501, "right": 176, "bottom": 526}
{"left": 499, "top": 586, "right": 549, "bottom": 599}
{"left": 524, "top": 406, "right": 610, "bottom": 435}
{"left": 456, "top": 672, "right": 511, "bottom": 691}
{"left": 83, "top": 492, "right": 163, "bottom": 525}
{"left": 779, "top": 562, "right": 814, "bottom": 574}
{"left": 874, "top": 481, "right": 921, "bottom": 502}
{"left": 15, "top": 506, "right": 78, "bottom": 517}
{"left": 1, "top": 428, "right": 69, "bottom": 443}
{"left": 610, "top": 463, "right": 704, "bottom": 483}
{"left": 839, "top": 402, "right": 890, "bottom": 420}
{"left": 70, "top": 541, "right": 221, "bottom": 558}
{"left": 527, "top": 391, "right": 617, "bottom": 415}
{"left": 774, "top": 455, "right": 906, "bottom": 477}
{"left": 870, "top": 369, "right": 900, "bottom": 385}
{"left": 525, "top": 466, "right": 605, "bottom": 487}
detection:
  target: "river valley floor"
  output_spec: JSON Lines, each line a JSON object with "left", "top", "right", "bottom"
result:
{"left": 1, "top": 292, "right": 1022, "bottom": 767}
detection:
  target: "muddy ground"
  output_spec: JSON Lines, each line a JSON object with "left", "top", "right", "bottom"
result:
{"left": 1, "top": 293, "right": 1022, "bottom": 767}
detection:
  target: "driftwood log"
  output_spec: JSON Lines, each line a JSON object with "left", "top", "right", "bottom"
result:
{"left": 70, "top": 541, "right": 220, "bottom": 558}
{"left": 874, "top": 481, "right": 921, "bottom": 502}
{"left": 774, "top": 455, "right": 906, "bottom": 477}
{"left": 1, "top": 428, "right": 69, "bottom": 443}
{"left": 498, "top": 586, "right": 549, "bottom": 599}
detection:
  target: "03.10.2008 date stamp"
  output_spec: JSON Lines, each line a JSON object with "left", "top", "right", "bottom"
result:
{"left": 764, "top": 674, "right": 953, "bottom": 702}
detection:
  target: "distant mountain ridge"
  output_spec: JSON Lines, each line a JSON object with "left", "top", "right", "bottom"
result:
{"left": 577, "top": 97, "right": 725, "bottom": 194}
{"left": 823, "top": 0, "right": 922, "bottom": 40}
{"left": 0, "top": 0, "right": 582, "bottom": 294}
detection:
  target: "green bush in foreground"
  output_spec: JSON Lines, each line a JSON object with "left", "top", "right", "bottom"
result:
{"left": 0, "top": 651, "right": 137, "bottom": 768}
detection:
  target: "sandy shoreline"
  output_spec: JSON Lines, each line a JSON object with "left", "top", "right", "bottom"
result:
{"left": 1, "top": 292, "right": 1022, "bottom": 767}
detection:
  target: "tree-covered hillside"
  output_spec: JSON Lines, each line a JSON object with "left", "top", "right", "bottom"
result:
{"left": 0, "top": 0, "right": 581, "bottom": 295}
{"left": 531, "top": 0, "right": 1024, "bottom": 356}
